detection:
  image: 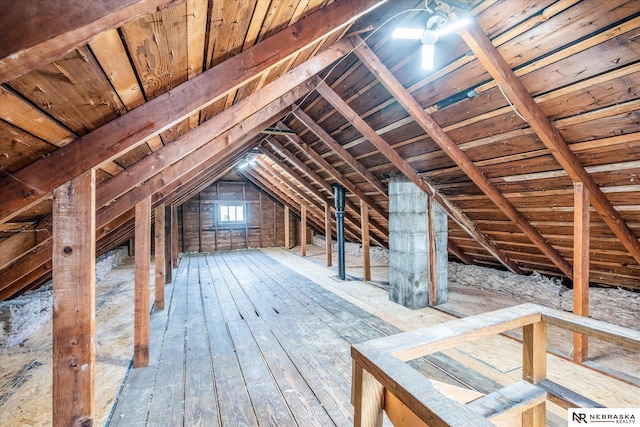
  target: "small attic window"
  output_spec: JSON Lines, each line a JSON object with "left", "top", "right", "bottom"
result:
{"left": 218, "top": 204, "right": 246, "bottom": 225}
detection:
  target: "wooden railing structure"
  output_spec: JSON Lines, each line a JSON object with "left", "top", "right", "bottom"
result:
{"left": 351, "top": 303, "right": 640, "bottom": 427}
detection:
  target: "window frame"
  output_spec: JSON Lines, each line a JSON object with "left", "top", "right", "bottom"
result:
{"left": 216, "top": 203, "right": 247, "bottom": 227}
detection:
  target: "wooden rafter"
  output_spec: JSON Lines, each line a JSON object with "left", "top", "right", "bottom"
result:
{"left": 315, "top": 80, "right": 523, "bottom": 274}
{"left": 276, "top": 122, "right": 389, "bottom": 221}
{"left": 95, "top": 41, "right": 351, "bottom": 208}
{"left": 292, "top": 108, "right": 387, "bottom": 196}
{"left": 264, "top": 138, "right": 388, "bottom": 246}
{"left": 256, "top": 150, "right": 376, "bottom": 245}
{"left": 458, "top": 19, "right": 640, "bottom": 268}
{"left": 352, "top": 37, "right": 573, "bottom": 279}
{"left": 0, "top": 0, "right": 183, "bottom": 83}
{"left": 0, "top": 0, "right": 386, "bottom": 224}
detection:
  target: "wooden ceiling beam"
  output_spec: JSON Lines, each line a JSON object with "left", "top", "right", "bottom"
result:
{"left": 458, "top": 20, "right": 640, "bottom": 268}
{"left": 96, "top": 68, "right": 320, "bottom": 207}
{"left": 255, "top": 156, "right": 326, "bottom": 204}
{"left": 352, "top": 37, "right": 573, "bottom": 279}
{"left": 255, "top": 155, "right": 386, "bottom": 247}
{"left": 291, "top": 108, "right": 387, "bottom": 196}
{"left": 277, "top": 122, "right": 389, "bottom": 222}
{"left": 264, "top": 137, "right": 387, "bottom": 241}
{"left": 0, "top": 0, "right": 386, "bottom": 224}
{"left": 0, "top": 0, "right": 183, "bottom": 83}
{"left": 315, "top": 79, "right": 523, "bottom": 275}
{"left": 447, "top": 241, "right": 473, "bottom": 266}
{"left": 95, "top": 36, "right": 352, "bottom": 208}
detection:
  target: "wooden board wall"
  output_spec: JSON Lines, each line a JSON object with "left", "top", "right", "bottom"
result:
{"left": 179, "top": 179, "right": 312, "bottom": 253}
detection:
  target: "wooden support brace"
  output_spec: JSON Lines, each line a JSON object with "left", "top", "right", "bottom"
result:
{"left": 154, "top": 204, "right": 165, "bottom": 311}
{"left": 284, "top": 205, "right": 291, "bottom": 250}
{"left": 52, "top": 170, "right": 96, "bottom": 427}
{"left": 134, "top": 197, "right": 151, "bottom": 368}
{"left": 573, "top": 182, "right": 590, "bottom": 362}
{"left": 171, "top": 205, "right": 179, "bottom": 268}
{"left": 360, "top": 200, "right": 371, "bottom": 281}
{"left": 301, "top": 204, "right": 307, "bottom": 256}
{"left": 325, "top": 202, "right": 333, "bottom": 267}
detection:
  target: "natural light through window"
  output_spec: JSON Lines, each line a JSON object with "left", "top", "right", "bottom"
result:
{"left": 219, "top": 204, "right": 245, "bottom": 224}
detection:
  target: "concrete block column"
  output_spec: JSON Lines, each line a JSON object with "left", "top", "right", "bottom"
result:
{"left": 388, "top": 176, "right": 447, "bottom": 308}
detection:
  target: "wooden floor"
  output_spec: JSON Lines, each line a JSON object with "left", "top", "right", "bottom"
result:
{"left": 111, "top": 249, "right": 392, "bottom": 426}
{"left": 108, "top": 248, "right": 640, "bottom": 426}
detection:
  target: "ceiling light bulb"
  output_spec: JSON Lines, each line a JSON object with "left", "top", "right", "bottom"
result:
{"left": 434, "top": 18, "right": 470, "bottom": 36}
{"left": 421, "top": 43, "right": 435, "bottom": 70}
{"left": 392, "top": 27, "right": 424, "bottom": 40}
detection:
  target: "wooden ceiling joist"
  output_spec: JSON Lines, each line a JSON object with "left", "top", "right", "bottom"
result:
{"left": 0, "top": 0, "right": 385, "bottom": 225}
{"left": 459, "top": 19, "right": 640, "bottom": 268}
{"left": 352, "top": 37, "right": 574, "bottom": 279}
{"left": 315, "top": 79, "right": 523, "bottom": 275}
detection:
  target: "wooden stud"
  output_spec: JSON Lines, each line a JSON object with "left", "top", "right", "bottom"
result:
{"left": 428, "top": 196, "right": 438, "bottom": 306}
{"left": 573, "top": 182, "right": 590, "bottom": 363}
{"left": 52, "top": 169, "right": 96, "bottom": 427}
{"left": 458, "top": 20, "right": 640, "bottom": 270}
{"left": 164, "top": 205, "right": 172, "bottom": 284}
{"left": 171, "top": 206, "right": 179, "bottom": 268}
{"left": 284, "top": 205, "right": 290, "bottom": 250}
{"left": 360, "top": 200, "right": 371, "bottom": 281}
{"left": 154, "top": 204, "right": 165, "bottom": 311}
{"left": 301, "top": 204, "right": 307, "bottom": 257}
{"left": 325, "top": 202, "right": 332, "bottom": 267}
{"left": 134, "top": 196, "right": 151, "bottom": 368}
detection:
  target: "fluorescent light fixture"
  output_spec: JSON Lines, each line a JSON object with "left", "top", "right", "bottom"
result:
{"left": 238, "top": 161, "right": 249, "bottom": 169}
{"left": 392, "top": 27, "right": 424, "bottom": 40}
{"left": 434, "top": 18, "right": 470, "bottom": 36}
{"left": 421, "top": 43, "right": 435, "bottom": 70}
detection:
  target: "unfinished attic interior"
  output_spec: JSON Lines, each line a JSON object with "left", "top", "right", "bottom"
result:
{"left": 2, "top": 0, "right": 640, "bottom": 425}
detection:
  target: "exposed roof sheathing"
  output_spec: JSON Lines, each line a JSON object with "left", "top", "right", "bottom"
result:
{"left": 2, "top": 0, "right": 640, "bottom": 299}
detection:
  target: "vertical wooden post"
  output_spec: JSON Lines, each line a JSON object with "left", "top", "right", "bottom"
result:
{"left": 352, "top": 362, "right": 384, "bottom": 427}
{"left": 573, "top": 182, "right": 590, "bottom": 363}
{"left": 325, "top": 202, "right": 332, "bottom": 267}
{"left": 360, "top": 200, "right": 371, "bottom": 281}
{"left": 52, "top": 169, "right": 96, "bottom": 427}
{"left": 301, "top": 204, "right": 307, "bottom": 256}
{"left": 284, "top": 205, "right": 290, "bottom": 249}
{"left": 171, "top": 205, "right": 178, "bottom": 268}
{"left": 134, "top": 197, "right": 151, "bottom": 368}
{"left": 164, "top": 205, "right": 172, "bottom": 283}
{"left": 523, "top": 321, "right": 547, "bottom": 427}
{"left": 428, "top": 196, "right": 438, "bottom": 306}
{"left": 154, "top": 205, "right": 165, "bottom": 311}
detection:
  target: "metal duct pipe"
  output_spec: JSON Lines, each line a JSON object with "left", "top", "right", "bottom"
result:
{"left": 333, "top": 184, "right": 346, "bottom": 280}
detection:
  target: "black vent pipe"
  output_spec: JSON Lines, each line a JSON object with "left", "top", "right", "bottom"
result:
{"left": 333, "top": 184, "right": 346, "bottom": 280}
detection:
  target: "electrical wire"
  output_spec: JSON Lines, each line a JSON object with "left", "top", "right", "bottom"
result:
{"left": 252, "top": 6, "right": 429, "bottom": 154}
{"left": 497, "top": 83, "right": 528, "bottom": 123}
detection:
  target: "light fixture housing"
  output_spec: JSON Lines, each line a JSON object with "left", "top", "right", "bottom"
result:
{"left": 391, "top": 1, "right": 470, "bottom": 71}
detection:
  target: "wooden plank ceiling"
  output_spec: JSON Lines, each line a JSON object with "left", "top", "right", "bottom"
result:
{"left": 2, "top": 0, "right": 640, "bottom": 299}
